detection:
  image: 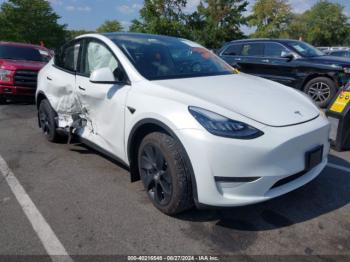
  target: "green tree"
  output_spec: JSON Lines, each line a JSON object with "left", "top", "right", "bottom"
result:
{"left": 129, "top": 0, "right": 188, "bottom": 37}
{"left": 343, "top": 25, "right": 350, "bottom": 46}
{"left": 129, "top": 0, "right": 248, "bottom": 48}
{"left": 0, "top": 0, "right": 66, "bottom": 49}
{"left": 190, "top": 0, "right": 248, "bottom": 48}
{"left": 97, "top": 20, "right": 123, "bottom": 33}
{"left": 288, "top": 0, "right": 349, "bottom": 46}
{"left": 129, "top": 19, "right": 146, "bottom": 33}
{"left": 287, "top": 14, "right": 308, "bottom": 41}
{"left": 249, "top": 0, "right": 292, "bottom": 38}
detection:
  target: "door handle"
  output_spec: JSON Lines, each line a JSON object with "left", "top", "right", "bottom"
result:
{"left": 78, "top": 86, "right": 86, "bottom": 91}
{"left": 234, "top": 58, "right": 242, "bottom": 61}
{"left": 47, "top": 76, "right": 52, "bottom": 81}
{"left": 262, "top": 59, "right": 270, "bottom": 63}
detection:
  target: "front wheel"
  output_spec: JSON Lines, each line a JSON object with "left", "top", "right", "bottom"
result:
{"left": 0, "top": 96, "right": 6, "bottom": 104}
{"left": 138, "top": 132, "right": 193, "bottom": 215}
{"left": 304, "top": 77, "right": 337, "bottom": 108}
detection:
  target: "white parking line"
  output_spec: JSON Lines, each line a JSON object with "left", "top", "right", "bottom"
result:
{"left": 0, "top": 155, "right": 73, "bottom": 262}
{"left": 327, "top": 163, "right": 350, "bottom": 173}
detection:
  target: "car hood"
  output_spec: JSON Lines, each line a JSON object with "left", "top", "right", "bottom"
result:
{"left": 0, "top": 59, "right": 46, "bottom": 71}
{"left": 153, "top": 73, "right": 320, "bottom": 127}
{"left": 307, "top": 55, "right": 350, "bottom": 67}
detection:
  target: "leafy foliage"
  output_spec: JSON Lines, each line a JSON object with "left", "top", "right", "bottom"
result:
{"left": 97, "top": 20, "right": 124, "bottom": 33}
{"left": 248, "top": 0, "right": 350, "bottom": 46}
{"left": 288, "top": 0, "right": 350, "bottom": 46}
{"left": 66, "top": 20, "right": 123, "bottom": 41}
{"left": 0, "top": 0, "right": 66, "bottom": 49}
{"left": 130, "top": 0, "right": 248, "bottom": 49}
{"left": 0, "top": 0, "right": 348, "bottom": 51}
{"left": 129, "top": 0, "right": 188, "bottom": 37}
{"left": 190, "top": 0, "right": 248, "bottom": 49}
{"left": 249, "top": 0, "right": 292, "bottom": 38}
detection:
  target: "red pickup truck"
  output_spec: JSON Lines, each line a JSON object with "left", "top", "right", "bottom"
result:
{"left": 0, "top": 42, "right": 52, "bottom": 103}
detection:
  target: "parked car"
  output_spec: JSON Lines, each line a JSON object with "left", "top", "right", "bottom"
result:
{"left": 36, "top": 33, "right": 330, "bottom": 215}
{"left": 317, "top": 46, "right": 350, "bottom": 54}
{"left": 219, "top": 39, "right": 350, "bottom": 107}
{"left": 0, "top": 41, "right": 52, "bottom": 103}
{"left": 328, "top": 49, "right": 350, "bottom": 58}
{"left": 330, "top": 46, "right": 350, "bottom": 51}
{"left": 317, "top": 47, "right": 330, "bottom": 53}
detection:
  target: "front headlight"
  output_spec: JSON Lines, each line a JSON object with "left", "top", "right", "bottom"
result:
{"left": 0, "top": 69, "right": 13, "bottom": 83}
{"left": 189, "top": 106, "right": 264, "bottom": 139}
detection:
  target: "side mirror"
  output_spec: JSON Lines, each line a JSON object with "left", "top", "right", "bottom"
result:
{"left": 281, "top": 51, "right": 295, "bottom": 61}
{"left": 114, "top": 67, "right": 127, "bottom": 83}
{"left": 90, "top": 67, "right": 117, "bottom": 84}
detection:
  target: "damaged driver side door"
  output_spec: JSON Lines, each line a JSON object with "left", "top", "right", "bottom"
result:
{"left": 75, "top": 38, "right": 131, "bottom": 159}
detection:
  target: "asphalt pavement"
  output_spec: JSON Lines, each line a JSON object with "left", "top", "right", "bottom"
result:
{"left": 0, "top": 102, "right": 350, "bottom": 260}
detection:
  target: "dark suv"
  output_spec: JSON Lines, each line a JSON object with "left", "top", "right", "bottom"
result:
{"left": 218, "top": 39, "right": 350, "bottom": 107}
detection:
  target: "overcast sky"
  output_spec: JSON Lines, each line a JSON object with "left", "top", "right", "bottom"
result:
{"left": 0, "top": 0, "right": 349, "bottom": 32}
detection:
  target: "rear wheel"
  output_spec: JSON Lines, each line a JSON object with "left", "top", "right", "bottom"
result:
{"left": 38, "top": 99, "right": 59, "bottom": 142}
{"left": 138, "top": 132, "right": 193, "bottom": 215}
{"left": 304, "top": 77, "right": 336, "bottom": 108}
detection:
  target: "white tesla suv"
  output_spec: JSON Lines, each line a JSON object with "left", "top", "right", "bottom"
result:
{"left": 36, "top": 33, "right": 330, "bottom": 215}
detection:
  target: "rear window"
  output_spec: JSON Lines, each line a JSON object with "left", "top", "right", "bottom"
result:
{"left": 0, "top": 45, "right": 44, "bottom": 62}
{"left": 55, "top": 41, "right": 81, "bottom": 72}
{"left": 38, "top": 49, "right": 51, "bottom": 62}
{"left": 222, "top": 44, "right": 242, "bottom": 56}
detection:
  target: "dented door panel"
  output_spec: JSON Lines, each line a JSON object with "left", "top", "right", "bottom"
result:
{"left": 39, "top": 64, "right": 80, "bottom": 128}
{"left": 75, "top": 75, "right": 130, "bottom": 160}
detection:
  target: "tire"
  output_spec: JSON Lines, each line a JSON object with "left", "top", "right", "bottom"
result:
{"left": 38, "top": 99, "right": 59, "bottom": 142}
{"left": 304, "top": 77, "right": 337, "bottom": 108}
{"left": 0, "top": 96, "right": 6, "bottom": 104}
{"left": 138, "top": 132, "right": 193, "bottom": 215}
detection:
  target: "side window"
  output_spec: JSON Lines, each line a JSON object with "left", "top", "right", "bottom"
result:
{"left": 55, "top": 41, "right": 80, "bottom": 72}
{"left": 264, "top": 43, "right": 290, "bottom": 58}
{"left": 333, "top": 51, "right": 346, "bottom": 56}
{"left": 81, "top": 40, "right": 119, "bottom": 76}
{"left": 241, "top": 43, "right": 264, "bottom": 57}
{"left": 222, "top": 44, "right": 242, "bottom": 56}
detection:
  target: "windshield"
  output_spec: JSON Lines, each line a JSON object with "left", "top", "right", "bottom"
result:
{"left": 285, "top": 41, "right": 325, "bottom": 57}
{"left": 0, "top": 45, "right": 47, "bottom": 62}
{"left": 109, "top": 34, "right": 234, "bottom": 80}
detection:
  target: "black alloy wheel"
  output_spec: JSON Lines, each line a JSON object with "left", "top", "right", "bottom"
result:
{"left": 307, "top": 82, "right": 331, "bottom": 104}
{"left": 304, "top": 77, "right": 337, "bottom": 108}
{"left": 38, "top": 99, "right": 59, "bottom": 142}
{"left": 137, "top": 132, "right": 193, "bottom": 215}
{"left": 140, "top": 144, "right": 173, "bottom": 206}
{"left": 39, "top": 108, "right": 50, "bottom": 136}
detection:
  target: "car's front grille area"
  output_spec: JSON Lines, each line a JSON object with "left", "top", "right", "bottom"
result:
{"left": 14, "top": 70, "right": 38, "bottom": 88}
{"left": 270, "top": 171, "right": 307, "bottom": 189}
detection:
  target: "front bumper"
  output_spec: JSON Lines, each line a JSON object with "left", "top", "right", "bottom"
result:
{"left": 177, "top": 115, "right": 330, "bottom": 207}
{"left": 0, "top": 85, "right": 36, "bottom": 97}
